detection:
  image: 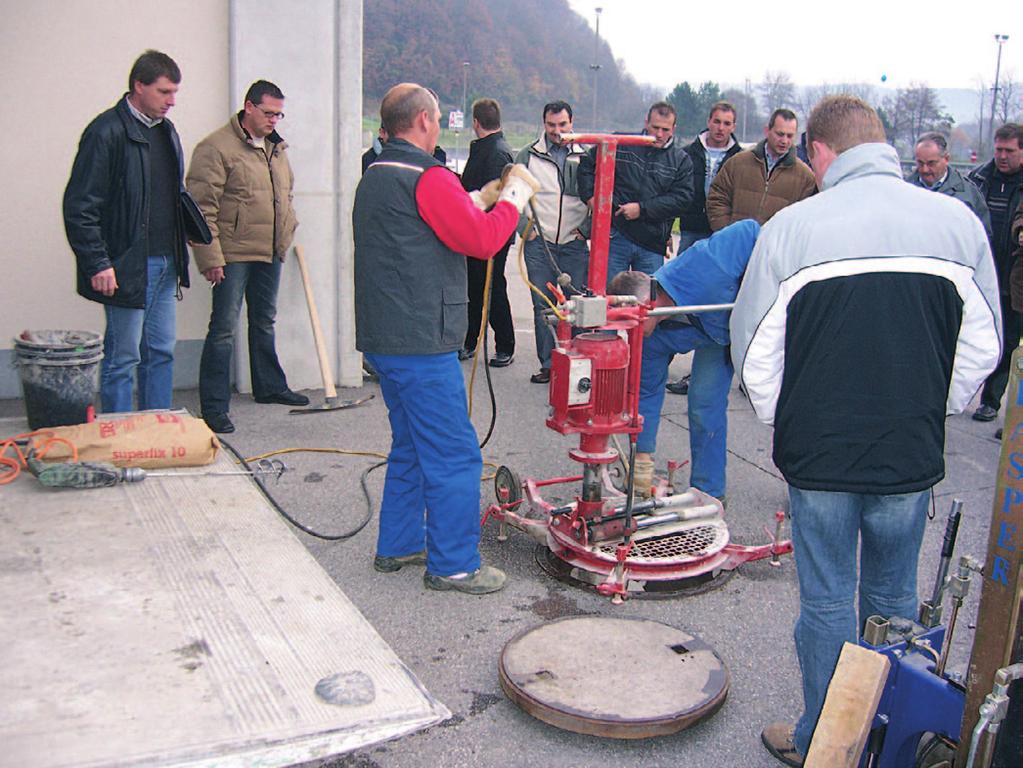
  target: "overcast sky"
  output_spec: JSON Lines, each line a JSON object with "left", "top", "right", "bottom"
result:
{"left": 567, "top": 0, "right": 1019, "bottom": 94}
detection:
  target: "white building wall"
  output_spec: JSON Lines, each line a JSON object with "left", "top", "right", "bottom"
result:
{"left": 0, "top": 0, "right": 362, "bottom": 399}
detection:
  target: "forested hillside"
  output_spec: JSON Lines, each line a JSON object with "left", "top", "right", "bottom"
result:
{"left": 363, "top": 0, "right": 656, "bottom": 129}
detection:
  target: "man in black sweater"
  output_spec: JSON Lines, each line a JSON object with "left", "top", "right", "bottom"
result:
{"left": 458, "top": 98, "right": 516, "bottom": 367}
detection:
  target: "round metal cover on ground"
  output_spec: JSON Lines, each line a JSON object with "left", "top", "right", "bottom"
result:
{"left": 499, "top": 615, "right": 728, "bottom": 738}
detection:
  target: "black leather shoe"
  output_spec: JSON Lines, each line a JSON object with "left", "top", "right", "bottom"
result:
{"left": 254, "top": 390, "right": 310, "bottom": 406}
{"left": 666, "top": 375, "right": 690, "bottom": 395}
{"left": 458, "top": 347, "right": 475, "bottom": 361}
{"left": 204, "top": 412, "right": 235, "bottom": 434}
{"left": 530, "top": 368, "right": 550, "bottom": 384}
{"left": 489, "top": 352, "right": 514, "bottom": 368}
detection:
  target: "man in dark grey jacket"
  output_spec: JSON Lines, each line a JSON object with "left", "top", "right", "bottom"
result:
{"left": 907, "top": 132, "right": 991, "bottom": 237}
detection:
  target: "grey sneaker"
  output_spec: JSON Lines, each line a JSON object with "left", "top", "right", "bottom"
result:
{"left": 374, "top": 550, "right": 427, "bottom": 573}
{"left": 973, "top": 404, "right": 998, "bottom": 422}
{"left": 424, "top": 565, "right": 507, "bottom": 594}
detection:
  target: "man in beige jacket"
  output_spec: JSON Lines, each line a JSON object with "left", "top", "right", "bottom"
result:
{"left": 186, "top": 80, "right": 305, "bottom": 433}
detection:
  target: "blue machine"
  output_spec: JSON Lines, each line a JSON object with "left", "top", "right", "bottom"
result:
{"left": 855, "top": 501, "right": 979, "bottom": 768}
{"left": 859, "top": 619, "right": 964, "bottom": 767}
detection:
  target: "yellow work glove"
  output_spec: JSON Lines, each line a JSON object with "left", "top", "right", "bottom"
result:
{"left": 497, "top": 163, "right": 541, "bottom": 214}
{"left": 469, "top": 178, "right": 502, "bottom": 211}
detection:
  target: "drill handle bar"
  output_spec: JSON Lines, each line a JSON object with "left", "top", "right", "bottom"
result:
{"left": 919, "top": 498, "right": 963, "bottom": 628}
{"left": 558, "top": 133, "right": 657, "bottom": 146}
{"left": 648, "top": 303, "right": 736, "bottom": 317}
{"left": 930, "top": 499, "right": 963, "bottom": 606}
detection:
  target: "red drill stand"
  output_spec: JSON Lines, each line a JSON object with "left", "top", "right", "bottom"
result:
{"left": 481, "top": 132, "right": 792, "bottom": 602}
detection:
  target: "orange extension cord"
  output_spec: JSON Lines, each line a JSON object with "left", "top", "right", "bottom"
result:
{"left": 0, "top": 430, "right": 79, "bottom": 485}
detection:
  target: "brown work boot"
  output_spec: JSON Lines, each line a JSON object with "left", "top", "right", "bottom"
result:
{"left": 530, "top": 368, "right": 550, "bottom": 384}
{"left": 761, "top": 722, "right": 804, "bottom": 767}
{"left": 424, "top": 565, "right": 506, "bottom": 594}
{"left": 632, "top": 457, "right": 654, "bottom": 498}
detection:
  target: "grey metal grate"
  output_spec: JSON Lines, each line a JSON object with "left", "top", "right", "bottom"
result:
{"left": 596, "top": 522, "right": 729, "bottom": 563}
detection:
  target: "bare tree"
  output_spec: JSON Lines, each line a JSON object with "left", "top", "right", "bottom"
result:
{"left": 797, "top": 82, "right": 879, "bottom": 124}
{"left": 722, "top": 87, "right": 762, "bottom": 143}
{"left": 995, "top": 71, "right": 1022, "bottom": 124}
{"left": 758, "top": 71, "right": 797, "bottom": 113}
{"left": 880, "top": 82, "right": 952, "bottom": 152}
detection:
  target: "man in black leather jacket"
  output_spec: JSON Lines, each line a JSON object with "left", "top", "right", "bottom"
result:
{"left": 63, "top": 50, "right": 192, "bottom": 413}
{"left": 577, "top": 101, "right": 694, "bottom": 282}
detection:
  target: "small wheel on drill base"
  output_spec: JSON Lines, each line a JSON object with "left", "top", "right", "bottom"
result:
{"left": 494, "top": 465, "right": 522, "bottom": 506}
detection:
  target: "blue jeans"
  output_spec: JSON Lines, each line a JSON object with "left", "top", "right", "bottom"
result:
{"left": 101, "top": 254, "right": 177, "bottom": 413}
{"left": 199, "top": 259, "right": 289, "bottom": 416}
{"left": 365, "top": 351, "right": 483, "bottom": 577}
{"left": 523, "top": 237, "right": 589, "bottom": 369}
{"left": 636, "top": 323, "right": 732, "bottom": 497}
{"left": 788, "top": 487, "right": 929, "bottom": 755}
{"left": 607, "top": 228, "right": 663, "bottom": 284}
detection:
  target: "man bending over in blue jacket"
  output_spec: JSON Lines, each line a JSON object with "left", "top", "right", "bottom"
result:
{"left": 608, "top": 219, "right": 760, "bottom": 501}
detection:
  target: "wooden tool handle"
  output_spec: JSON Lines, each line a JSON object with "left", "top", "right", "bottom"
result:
{"left": 293, "top": 245, "right": 337, "bottom": 400}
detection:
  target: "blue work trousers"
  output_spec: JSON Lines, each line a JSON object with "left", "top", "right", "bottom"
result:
{"left": 607, "top": 228, "right": 664, "bottom": 285}
{"left": 101, "top": 254, "right": 177, "bottom": 413}
{"left": 523, "top": 237, "right": 589, "bottom": 369}
{"left": 788, "top": 487, "right": 929, "bottom": 755}
{"left": 365, "top": 351, "right": 483, "bottom": 577}
{"left": 199, "top": 259, "right": 288, "bottom": 416}
{"left": 635, "top": 324, "right": 732, "bottom": 497}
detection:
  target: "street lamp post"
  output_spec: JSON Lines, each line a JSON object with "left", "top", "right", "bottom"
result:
{"left": 743, "top": 78, "right": 751, "bottom": 143}
{"left": 455, "top": 60, "right": 469, "bottom": 173}
{"left": 988, "top": 34, "right": 1009, "bottom": 157}
{"left": 590, "top": 7, "right": 602, "bottom": 129}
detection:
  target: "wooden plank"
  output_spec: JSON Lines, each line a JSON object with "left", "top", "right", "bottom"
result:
{"left": 957, "top": 345, "right": 1023, "bottom": 767}
{"left": 805, "top": 642, "right": 890, "bottom": 768}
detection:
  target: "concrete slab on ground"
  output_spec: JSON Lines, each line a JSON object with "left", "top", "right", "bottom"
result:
{"left": 0, "top": 419, "right": 447, "bottom": 768}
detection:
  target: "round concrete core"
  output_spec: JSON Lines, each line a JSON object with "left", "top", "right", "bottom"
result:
{"left": 499, "top": 615, "right": 729, "bottom": 739}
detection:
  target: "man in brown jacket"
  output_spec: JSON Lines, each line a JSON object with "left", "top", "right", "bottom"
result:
{"left": 186, "top": 80, "right": 305, "bottom": 434}
{"left": 706, "top": 108, "right": 816, "bottom": 231}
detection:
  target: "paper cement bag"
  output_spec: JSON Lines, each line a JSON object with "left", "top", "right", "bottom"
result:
{"left": 41, "top": 412, "right": 220, "bottom": 468}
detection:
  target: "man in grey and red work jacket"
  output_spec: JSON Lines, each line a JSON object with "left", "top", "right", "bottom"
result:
{"left": 354, "top": 83, "right": 538, "bottom": 595}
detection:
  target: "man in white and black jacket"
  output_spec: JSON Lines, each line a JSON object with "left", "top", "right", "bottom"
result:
{"left": 731, "top": 96, "right": 1001, "bottom": 768}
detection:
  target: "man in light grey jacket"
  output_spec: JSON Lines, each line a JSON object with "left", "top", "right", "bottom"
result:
{"left": 514, "top": 100, "right": 590, "bottom": 384}
{"left": 732, "top": 96, "right": 1000, "bottom": 767}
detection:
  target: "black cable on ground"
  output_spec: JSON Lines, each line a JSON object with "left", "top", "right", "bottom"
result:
{"left": 220, "top": 437, "right": 386, "bottom": 541}
{"left": 478, "top": 319, "right": 499, "bottom": 450}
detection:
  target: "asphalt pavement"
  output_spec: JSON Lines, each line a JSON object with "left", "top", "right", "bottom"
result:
{"left": 1, "top": 246, "right": 1005, "bottom": 768}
